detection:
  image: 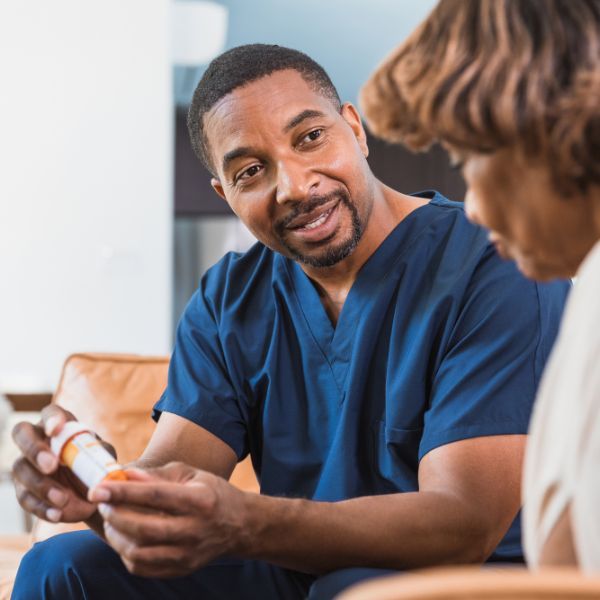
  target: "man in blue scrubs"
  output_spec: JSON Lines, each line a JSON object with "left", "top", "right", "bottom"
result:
{"left": 12, "top": 45, "right": 569, "bottom": 599}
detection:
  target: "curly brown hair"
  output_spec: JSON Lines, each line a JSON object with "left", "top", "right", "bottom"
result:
{"left": 361, "top": 0, "right": 600, "bottom": 196}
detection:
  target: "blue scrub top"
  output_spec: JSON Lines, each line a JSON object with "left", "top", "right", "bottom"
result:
{"left": 154, "top": 191, "right": 569, "bottom": 561}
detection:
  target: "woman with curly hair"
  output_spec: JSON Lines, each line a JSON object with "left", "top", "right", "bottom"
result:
{"left": 361, "top": 0, "right": 600, "bottom": 571}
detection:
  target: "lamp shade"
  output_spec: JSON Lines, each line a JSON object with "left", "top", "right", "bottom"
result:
{"left": 171, "top": 1, "right": 228, "bottom": 65}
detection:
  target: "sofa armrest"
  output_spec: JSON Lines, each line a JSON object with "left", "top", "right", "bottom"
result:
{"left": 337, "top": 566, "right": 600, "bottom": 599}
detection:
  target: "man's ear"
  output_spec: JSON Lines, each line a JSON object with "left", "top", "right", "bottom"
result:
{"left": 341, "top": 102, "right": 369, "bottom": 158}
{"left": 211, "top": 177, "right": 226, "bottom": 201}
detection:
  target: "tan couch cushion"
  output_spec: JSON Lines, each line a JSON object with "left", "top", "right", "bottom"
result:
{"left": 32, "top": 352, "right": 258, "bottom": 543}
{"left": 53, "top": 353, "right": 169, "bottom": 464}
{"left": 29, "top": 353, "right": 169, "bottom": 544}
{"left": 337, "top": 567, "right": 600, "bottom": 600}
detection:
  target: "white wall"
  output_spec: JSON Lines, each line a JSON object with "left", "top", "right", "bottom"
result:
{"left": 0, "top": 1, "right": 173, "bottom": 390}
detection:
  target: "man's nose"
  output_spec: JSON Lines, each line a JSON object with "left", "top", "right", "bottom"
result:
{"left": 275, "top": 160, "right": 317, "bottom": 205}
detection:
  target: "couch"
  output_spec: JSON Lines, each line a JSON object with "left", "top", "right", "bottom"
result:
{"left": 338, "top": 566, "right": 600, "bottom": 599}
{"left": 0, "top": 353, "right": 258, "bottom": 599}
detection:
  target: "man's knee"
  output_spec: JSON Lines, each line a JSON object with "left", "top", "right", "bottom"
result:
{"left": 13, "top": 530, "right": 121, "bottom": 600}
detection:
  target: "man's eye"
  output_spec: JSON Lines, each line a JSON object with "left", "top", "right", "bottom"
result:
{"left": 237, "top": 164, "right": 262, "bottom": 182}
{"left": 303, "top": 129, "right": 323, "bottom": 143}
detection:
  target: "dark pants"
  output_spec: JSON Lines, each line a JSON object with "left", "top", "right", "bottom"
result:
{"left": 12, "top": 530, "right": 397, "bottom": 599}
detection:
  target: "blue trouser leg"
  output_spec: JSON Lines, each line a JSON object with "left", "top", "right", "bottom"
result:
{"left": 12, "top": 530, "right": 314, "bottom": 600}
{"left": 307, "top": 567, "right": 399, "bottom": 600}
{"left": 13, "top": 529, "right": 403, "bottom": 600}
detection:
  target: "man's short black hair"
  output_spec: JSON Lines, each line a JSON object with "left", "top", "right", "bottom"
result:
{"left": 187, "top": 44, "right": 342, "bottom": 174}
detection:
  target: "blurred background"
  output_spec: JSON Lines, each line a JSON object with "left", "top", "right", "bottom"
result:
{"left": 0, "top": 0, "right": 465, "bottom": 534}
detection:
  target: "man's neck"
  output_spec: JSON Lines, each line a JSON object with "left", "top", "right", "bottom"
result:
{"left": 301, "top": 185, "right": 429, "bottom": 325}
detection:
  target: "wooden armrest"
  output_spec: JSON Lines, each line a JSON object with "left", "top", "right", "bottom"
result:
{"left": 337, "top": 566, "right": 600, "bottom": 599}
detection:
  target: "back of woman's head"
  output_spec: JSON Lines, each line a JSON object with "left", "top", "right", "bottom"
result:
{"left": 361, "top": 0, "right": 600, "bottom": 195}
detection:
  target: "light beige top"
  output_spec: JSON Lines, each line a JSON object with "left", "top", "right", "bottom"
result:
{"left": 523, "top": 240, "right": 600, "bottom": 572}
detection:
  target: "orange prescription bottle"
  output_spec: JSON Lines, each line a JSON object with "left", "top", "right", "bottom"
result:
{"left": 50, "top": 421, "right": 127, "bottom": 490}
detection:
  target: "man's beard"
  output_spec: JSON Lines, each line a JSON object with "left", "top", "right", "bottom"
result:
{"left": 274, "top": 190, "right": 365, "bottom": 268}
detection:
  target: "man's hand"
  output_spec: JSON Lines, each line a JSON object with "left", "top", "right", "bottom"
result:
{"left": 11, "top": 405, "right": 97, "bottom": 523}
{"left": 89, "top": 462, "right": 248, "bottom": 578}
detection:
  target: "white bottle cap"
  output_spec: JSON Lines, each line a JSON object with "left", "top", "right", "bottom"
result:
{"left": 50, "top": 421, "right": 92, "bottom": 458}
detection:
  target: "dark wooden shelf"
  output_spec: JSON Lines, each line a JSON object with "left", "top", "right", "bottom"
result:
{"left": 5, "top": 393, "right": 52, "bottom": 412}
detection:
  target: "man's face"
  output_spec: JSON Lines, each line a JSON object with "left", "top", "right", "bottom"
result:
{"left": 462, "top": 148, "right": 597, "bottom": 280}
{"left": 204, "top": 70, "right": 373, "bottom": 268}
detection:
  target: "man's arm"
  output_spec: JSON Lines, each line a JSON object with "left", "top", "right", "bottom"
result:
{"left": 236, "top": 434, "right": 524, "bottom": 572}
{"left": 135, "top": 411, "right": 238, "bottom": 479}
{"left": 91, "top": 433, "right": 524, "bottom": 576}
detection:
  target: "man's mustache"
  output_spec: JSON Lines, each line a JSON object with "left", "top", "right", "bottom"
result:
{"left": 275, "top": 191, "right": 348, "bottom": 233}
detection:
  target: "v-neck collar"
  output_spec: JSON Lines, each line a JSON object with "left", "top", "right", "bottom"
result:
{"left": 280, "top": 191, "right": 444, "bottom": 367}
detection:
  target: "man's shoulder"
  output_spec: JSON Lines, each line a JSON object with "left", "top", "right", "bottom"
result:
{"left": 404, "top": 191, "right": 569, "bottom": 314}
{"left": 200, "top": 241, "right": 282, "bottom": 315}
{"left": 403, "top": 190, "right": 490, "bottom": 272}
{"left": 411, "top": 189, "right": 463, "bottom": 211}
{"left": 416, "top": 190, "right": 462, "bottom": 210}
{"left": 205, "top": 240, "right": 274, "bottom": 279}
{"left": 409, "top": 190, "right": 484, "bottom": 246}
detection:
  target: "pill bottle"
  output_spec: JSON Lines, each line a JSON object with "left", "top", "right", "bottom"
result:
{"left": 50, "top": 421, "right": 127, "bottom": 489}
